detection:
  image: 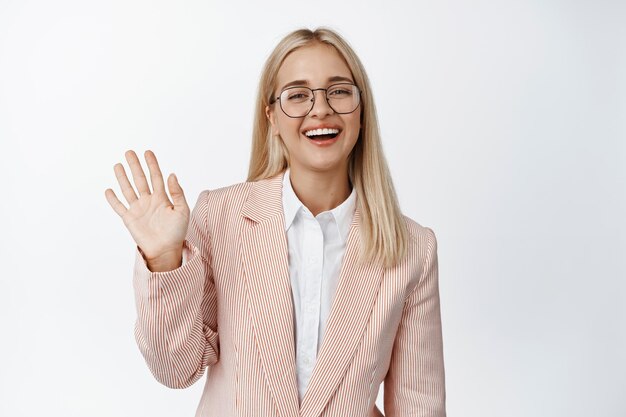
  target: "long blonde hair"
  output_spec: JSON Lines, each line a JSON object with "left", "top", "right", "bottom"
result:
{"left": 247, "top": 28, "right": 408, "bottom": 268}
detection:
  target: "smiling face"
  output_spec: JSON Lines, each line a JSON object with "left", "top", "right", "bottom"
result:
{"left": 266, "top": 42, "right": 361, "bottom": 177}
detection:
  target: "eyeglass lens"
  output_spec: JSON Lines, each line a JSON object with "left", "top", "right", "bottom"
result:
{"left": 279, "top": 83, "right": 360, "bottom": 118}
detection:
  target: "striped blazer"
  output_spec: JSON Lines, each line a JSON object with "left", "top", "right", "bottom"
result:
{"left": 133, "top": 172, "right": 446, "bottom": 417}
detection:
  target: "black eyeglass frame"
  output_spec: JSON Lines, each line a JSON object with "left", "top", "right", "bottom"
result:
{"left": 270, "top": 83, "right": 363, "bottom": 118}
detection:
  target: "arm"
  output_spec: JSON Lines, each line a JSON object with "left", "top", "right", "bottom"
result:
{"left": 133, "top": 190, "right": 219, "bottom": 389}
{"left": 384, "top": 227, "right": 446, "bottom": 416}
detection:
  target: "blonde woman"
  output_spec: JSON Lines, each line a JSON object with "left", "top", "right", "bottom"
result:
{"left": 105, "top": 28, "right": 446, "bottom": 417}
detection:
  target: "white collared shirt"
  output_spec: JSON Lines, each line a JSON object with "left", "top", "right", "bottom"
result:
{"left": 281, "top": 169, "right": 357, "bottom": 403}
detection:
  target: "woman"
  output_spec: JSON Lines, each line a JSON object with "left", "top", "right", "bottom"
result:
{"left": 105, "top": 28, "right": 446, "bottom": 417}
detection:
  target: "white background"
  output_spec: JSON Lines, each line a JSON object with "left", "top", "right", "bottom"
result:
{"left": 1, "top": 0, "right": 624, "bottom": 416}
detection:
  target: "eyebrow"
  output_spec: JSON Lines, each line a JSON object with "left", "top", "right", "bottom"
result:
{"left": 279, "top": 76, "right": 354, "bottom": 91}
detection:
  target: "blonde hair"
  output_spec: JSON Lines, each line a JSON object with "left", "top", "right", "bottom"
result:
{"left": 247, "top": 28, "right": 408, "bottom": 268}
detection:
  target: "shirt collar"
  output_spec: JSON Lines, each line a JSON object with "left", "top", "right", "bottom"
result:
{"left": 282, "top": 169, "right": 357, "bottom": 241}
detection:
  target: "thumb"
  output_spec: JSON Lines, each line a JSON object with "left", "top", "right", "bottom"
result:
{"left": 168, "top": 173, "right": 187, "bottom": 208}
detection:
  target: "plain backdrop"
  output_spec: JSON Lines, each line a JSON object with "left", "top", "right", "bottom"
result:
{"left": 1, "top": 0, "right": 624, "bottom": 416}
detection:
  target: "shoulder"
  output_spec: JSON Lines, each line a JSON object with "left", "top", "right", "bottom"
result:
{"left": 200, "top": 180, "right": 252, "bottom": 205}
{"left": 194, "top": 181, "right": 253, "bottom": 222}
{"left": 394, "top": 215, "right": 439, "bottom": 295}
{"left": 400, "top": 214, "right": 438, "bottom": 269}
{"left": 195, "top": 173, "right": 283, "bottom": 220}
{"left": 402, "top": 215, "right": 437, "bottom": 248}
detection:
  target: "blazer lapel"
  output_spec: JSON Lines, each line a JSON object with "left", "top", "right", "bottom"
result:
{"left": 240, "top": 173, "right": 300, "bottom": 417}
{"left": 299, "top": 208, "right": 385, "bottom": 417}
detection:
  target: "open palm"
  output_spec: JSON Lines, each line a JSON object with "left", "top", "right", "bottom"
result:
{"left": 105, "top": 150, "right": 190, "bottom": 263}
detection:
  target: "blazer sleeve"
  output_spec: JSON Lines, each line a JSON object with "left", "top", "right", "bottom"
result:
{"left": 384, "top": 227, "right": 446, "bottom": 416}
{"left": 133, "top": 190, "right": 219, "bottom": 389}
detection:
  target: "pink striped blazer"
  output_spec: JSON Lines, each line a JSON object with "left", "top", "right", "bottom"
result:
{"left": 133, "top": 172, "right": 446, "bottom": 417}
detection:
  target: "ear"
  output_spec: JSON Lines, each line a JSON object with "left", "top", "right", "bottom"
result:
{"left": 266, "top": 105, "right": 280, "bottom": 136}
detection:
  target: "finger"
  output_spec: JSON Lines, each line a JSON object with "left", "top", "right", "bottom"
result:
{"left": 125, "top": 150, "right": 151, "bottom": 196}
{"left": 104, "top": 188, "right": 128, "bottom": 218}
{"left": 144, "top": 150, "right": 166, "bottom": 196}
{"left": 167, "top": 173, "right": 187, "bottom": 210}
{"left": 114, "top": 163, "right": 139, "bottom": 204}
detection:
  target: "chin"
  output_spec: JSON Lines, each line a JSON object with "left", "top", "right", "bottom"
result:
{"left": 302, "top": 158, "right": 348, "bottom": 174}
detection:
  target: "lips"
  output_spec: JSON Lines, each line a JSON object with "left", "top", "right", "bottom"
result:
{"left": 302, "top": 131, "right": 342, "bottom": 147}
{"left": 307, "top": 133, "right": 338, "bottom": 140}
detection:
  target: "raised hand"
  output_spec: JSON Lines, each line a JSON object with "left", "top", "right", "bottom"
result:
{"left": 105, "top": 150, "right": 190, "bottom": 271}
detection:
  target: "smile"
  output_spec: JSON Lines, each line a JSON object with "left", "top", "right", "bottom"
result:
{"left": 304, "top": 128, "right": 340, "bottom": 141}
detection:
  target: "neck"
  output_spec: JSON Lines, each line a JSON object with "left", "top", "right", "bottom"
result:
{"left": 288, "top": 165, "right": 352, "bottom": 217}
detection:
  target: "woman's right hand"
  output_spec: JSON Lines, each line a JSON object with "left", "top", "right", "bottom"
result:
{"left": 105, "top": 150, "right": 190, "bottom": 271}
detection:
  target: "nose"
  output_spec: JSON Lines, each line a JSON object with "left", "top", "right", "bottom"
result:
{"left": 308, "top": 89, "right": 334, "bottom": 118}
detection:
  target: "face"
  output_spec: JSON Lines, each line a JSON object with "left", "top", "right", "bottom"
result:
{"left": 266, "top": 43, "right": 361, "bottom": 177}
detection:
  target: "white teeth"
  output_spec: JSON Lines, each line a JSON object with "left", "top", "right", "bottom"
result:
{"left": 304, "top": 128, "right": 340, "bottom": 137}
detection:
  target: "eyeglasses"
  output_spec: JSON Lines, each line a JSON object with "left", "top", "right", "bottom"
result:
{"left": 271, "top": 83, "right": 361, "bottom": 118}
